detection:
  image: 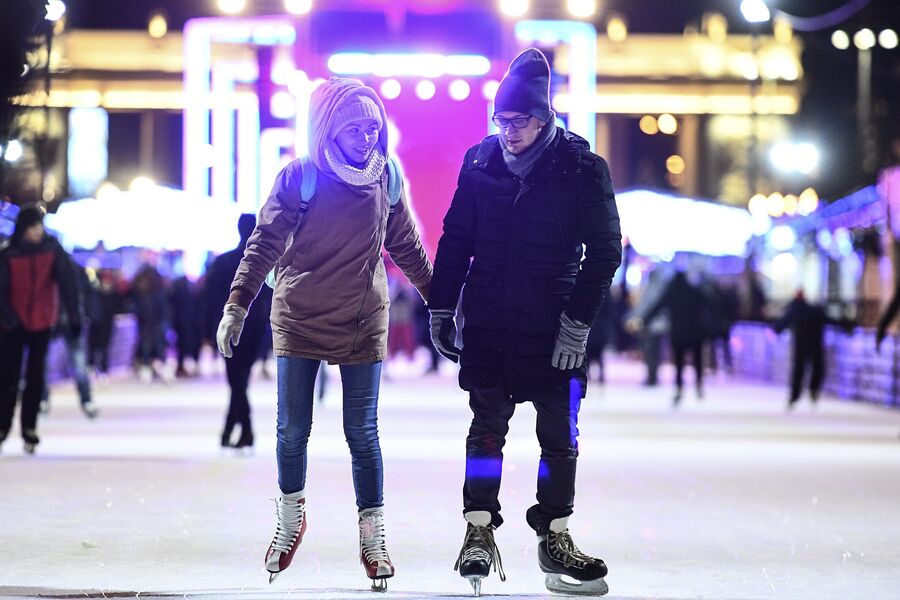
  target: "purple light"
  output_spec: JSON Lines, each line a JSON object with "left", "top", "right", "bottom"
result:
{"left": 380, "top": 79, "right": 402, "bottom": 100}
{"left": 466, "top": 458, "right": 503, "bottom": 480}
{"left": 415, "top": 80, "right": 436, "bottom": 101}
{"left": 448, "top": 79, "right": 471, "bottom": 101}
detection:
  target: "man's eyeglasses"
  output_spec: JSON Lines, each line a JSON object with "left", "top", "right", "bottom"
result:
{"left": 492, "top": 115, "right": 532, "bottom": 129}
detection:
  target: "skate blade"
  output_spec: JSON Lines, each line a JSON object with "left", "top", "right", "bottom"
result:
{"left": 545, "top": 573, "right": 608, "bottom": 596}
{"left": 268, "top": 571, "right": 280, "bottom": 584}
{"left": 466, "top": 575, "right": 483, "bottom": 597}
{"left": 370, "top": 577, "right": 388, "bottom": 592}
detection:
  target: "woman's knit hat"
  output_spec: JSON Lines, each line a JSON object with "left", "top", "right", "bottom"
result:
{"left": 494, "top": 48, "right": 553, "bottom": 122}
{"left": 308, "top": 77, "right": 389, "bottom": 172}
{"left": 329, "top": 95, "right": 383, "bottom": 139}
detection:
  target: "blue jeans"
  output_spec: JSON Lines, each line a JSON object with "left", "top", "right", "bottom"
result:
{"left": 276, "top": 357, "right": 384, "bottom": 510}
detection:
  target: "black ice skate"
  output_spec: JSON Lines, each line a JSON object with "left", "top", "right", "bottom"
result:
{"left": 537, "top": 517, "right": 608, "bottom": 596}
{"left": 22, "top": 429, "right": 39, "bottom": 455}
{"left": 453, "top": 511, "right": 505, "bottom": 597}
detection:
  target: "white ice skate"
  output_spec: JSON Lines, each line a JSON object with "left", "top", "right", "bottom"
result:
{"left": 359, "top": 507, "right": 394, "bottom": 592}
{"left": 265, "top": 490, "right": 307, "bottom": 583}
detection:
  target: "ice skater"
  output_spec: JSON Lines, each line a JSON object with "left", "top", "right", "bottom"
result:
{"left": 205, "top": 214, "right": 272, "bottom": 452}
{"left": 216, "top": 77, "right": 432, "bottom": 591}
{"left": 0, "top": 204, "right": 80, "bottom": 454}
{"left": 428, "top": 48, "right": 622, "bottom": 596}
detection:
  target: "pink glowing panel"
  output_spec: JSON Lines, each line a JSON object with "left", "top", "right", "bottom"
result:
{"left": 327, "top": 53, "right": 490, "bottom": 78}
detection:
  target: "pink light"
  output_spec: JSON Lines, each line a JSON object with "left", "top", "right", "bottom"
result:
{"left": 415, "top": 80, "right": 436, "bottom": 101}
{"left": 448, "top": 79, "right": 471, "bottom": 101}
{"left": 381, "top": 79, "right": 402, "bottom": 100}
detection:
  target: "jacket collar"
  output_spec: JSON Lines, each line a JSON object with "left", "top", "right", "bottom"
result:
{"left": 472, "top": 128, "right": 588, "bottom": 181}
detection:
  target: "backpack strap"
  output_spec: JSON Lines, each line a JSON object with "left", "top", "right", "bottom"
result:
{"left": 299, "top": 155, "right": 317, "bottom": 209}
{"left": 386, "top": 157, "right": 403, "bottom": 214}
{"left": 265, "top": 156, "right": 318, "bottom": 289}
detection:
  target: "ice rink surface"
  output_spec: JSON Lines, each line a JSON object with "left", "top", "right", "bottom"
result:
{"left": 2, "top": 357, "right": 899, "bottom": 600}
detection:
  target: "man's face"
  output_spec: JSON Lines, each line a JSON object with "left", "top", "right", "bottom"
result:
{"left": 494, "top": 111, "right": 546, "bottom": 155}
{"left": 23, "top": 223, "right": 44, "bottom": 244}
{"left": 334, "top": 119, "right": 380, "bottom": 166}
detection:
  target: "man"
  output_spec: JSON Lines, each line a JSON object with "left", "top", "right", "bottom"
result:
{"left": 206, "top": 213, "right": 272, "bottom": 451}
{"left": 428, "top": 48, "right": 622, "bottom": 596}
{"left": 773, "top": 290, "right": 848, "bottom": 409}
{"left": 0, "top": 204, "right": 80, "bottom": 454}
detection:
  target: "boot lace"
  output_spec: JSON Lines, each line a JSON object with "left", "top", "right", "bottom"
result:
{"left": 454, "top": 524, "right": 506, "bottom": 581}
{"left": 271, "top": 496, "right": 305, "bottom": 554}
{"left": 548, "top": 530, "right": 593, "bottom": 569}
{"left": 359, "top": 511, "right": 390, "bottom": 563}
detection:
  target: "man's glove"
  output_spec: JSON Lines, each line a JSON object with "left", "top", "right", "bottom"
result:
{"left": 217, "top": 304, "right": 248, "bottom": 358}
{"left": 429, "top": 308, "right": 461, "bottom": 363}
{"left": 552, "top": 312, "right": 591, "bottom": 370}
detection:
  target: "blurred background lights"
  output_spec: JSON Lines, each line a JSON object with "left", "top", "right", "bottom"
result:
{"left": 95, "top": 182, "right": 120, "bottom": 202}
{"left": 217, "top": 0, "right": 246, "bottom": 15}
{"left": 380, "top": 79, "right": 401, "bottom": 100}
{"left": 798, "top": 187, "right": 819, "bottom": 215}
{"left": 482, "top": 80, "right": 500, "bottom": 100}
{"left": 748, "top": 193, "right": 768, "bottom": 217}
{"left": 607, "top": 16, "right": 628, "bottom": 43}
{"left": 770, "top": 141, "right": 819, "bottom": 175}
{"left": 499, "top": 0, "right": 528, "bottom": 18}
{"left": 130, "top": 176, "right": 156, "bottom": 193}
{"left": 665, "top": 155, "right": 685, "bottom": 175}
{"left": 45, "top": 0, "right": 66, "bottom": 22}
{"left": 639, "top": 115, "right": 658, "bottom": 135}
{"left": 853, "top": 28, "right": 876, "bottom": 50}
{"left": 657, "top": 113, "right": 678, "bottom": 135}
{"left": 415, "top": 80, "right": 436, "bottom": 101}
{"left": 2, "top": 140, "right": 24, "bottom": 163}
{"left": 740, "top": 0, "right": 770, "bottom": 24}
{"left": 448, "top": 79, "right": 471, "bottom": 101}
{"left": 767, "top": 192, "right": 785, "bottom": 217}
{"left": 706, "top": 13, "right": 728, "bottom": 43}
{"left": 831, "top": 30, "right": 850, "bottom": 50}
{"left": 270, "top": 91, "right": 296, "bottom": 120}
{"left": 566, "top": 0, "right": 597, "bottom": 19}
{"left": 782, "top": 194, "right": 798, "bottom": 216}
{"left": 769, "top": 225, "right": 797, "bottom": 252}
{"left": 148, "top": 13, "right": 168, "bottom": 39}
{"left": 879, "top": 29, "right": 898, "bottom": 49}
{"left": 284, "top": 0, "right": 313, "bottom": 15}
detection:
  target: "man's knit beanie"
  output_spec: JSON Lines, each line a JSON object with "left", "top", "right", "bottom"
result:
{"left": 14, "top": 204, "right": 45, "bottom": 236}
{"left": 328, "top": 95, "right": 384, "bottom": 139}
{"left": 494, "top": 48, "right": 553, "bottom": 122}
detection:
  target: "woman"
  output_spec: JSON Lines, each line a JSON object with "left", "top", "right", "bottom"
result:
{"left": 216, "top": 78, "right": 431, "bottom": 590}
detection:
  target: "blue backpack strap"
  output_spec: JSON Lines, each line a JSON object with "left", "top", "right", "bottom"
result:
{"left": 265, "top": 156, "right": 317, "bottom": 289}
{"left": 299, "top": 155, "right": 317, "bottom": 208}
{"left": 386, "top": 157, "right": 403, "bottom": 213}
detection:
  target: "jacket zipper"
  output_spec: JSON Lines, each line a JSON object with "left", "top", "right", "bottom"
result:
{"left": 29, "top": 254, "right": 38, "bottom": 330}
{"left": 350, "top": 187, "right": 387, "bottom": 354}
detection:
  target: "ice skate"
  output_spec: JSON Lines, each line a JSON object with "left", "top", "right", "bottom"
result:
{"left": 358, "top": 507, "right": 394, "bottom": 592}
{"left": 22, "top": 429, "right": 40, "bottom": 455}
{"left": 454, "top": 511, "right": 505, "bottom": 596}
{"left": 265, "top": 490, "right": 307, "bottom": 583}
{"left": 80, "top": 401, "right": 100, "bottom": 419}
{"left": 538, "top": 517, "right": 608, "bottom": 596}
{"left": 0, "top": 429, "right": 7, "bottom": 454}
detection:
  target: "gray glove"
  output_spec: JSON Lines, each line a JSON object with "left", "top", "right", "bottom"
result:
{"left": 429, "top": 308, "right": 461, "bottom": 363}
{"left": 552, "top": 312, "right": 591, "bottom": 370}
{"left": 216, "top": 304, "right": 248, "bottom": 358}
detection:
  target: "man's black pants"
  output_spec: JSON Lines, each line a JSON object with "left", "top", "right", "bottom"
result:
{"left": 223, "top": 322, "right": 266, "bottom": 441}
{"left": 0, "top": 328, "right": 51, "bottom": 437}
{"left": 463, "top": 377, "right": 581, "bottom": 531}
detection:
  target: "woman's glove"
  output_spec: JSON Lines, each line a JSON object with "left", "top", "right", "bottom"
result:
{"left": 216, "top": 304, "right": 248, "bottom": 358}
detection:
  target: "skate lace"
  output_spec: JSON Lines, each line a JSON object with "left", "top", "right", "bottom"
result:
{"left": 271, "top": 497, "right": 305, "bottom": 554}
{"left": 359, "top": 512, "right": 390, "bottom": 563}
{"left": 454, "top": 524, "right": 506, "bottom": 582}
{"left": 548, "top": 530, "right": 591, "bottom": 569}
